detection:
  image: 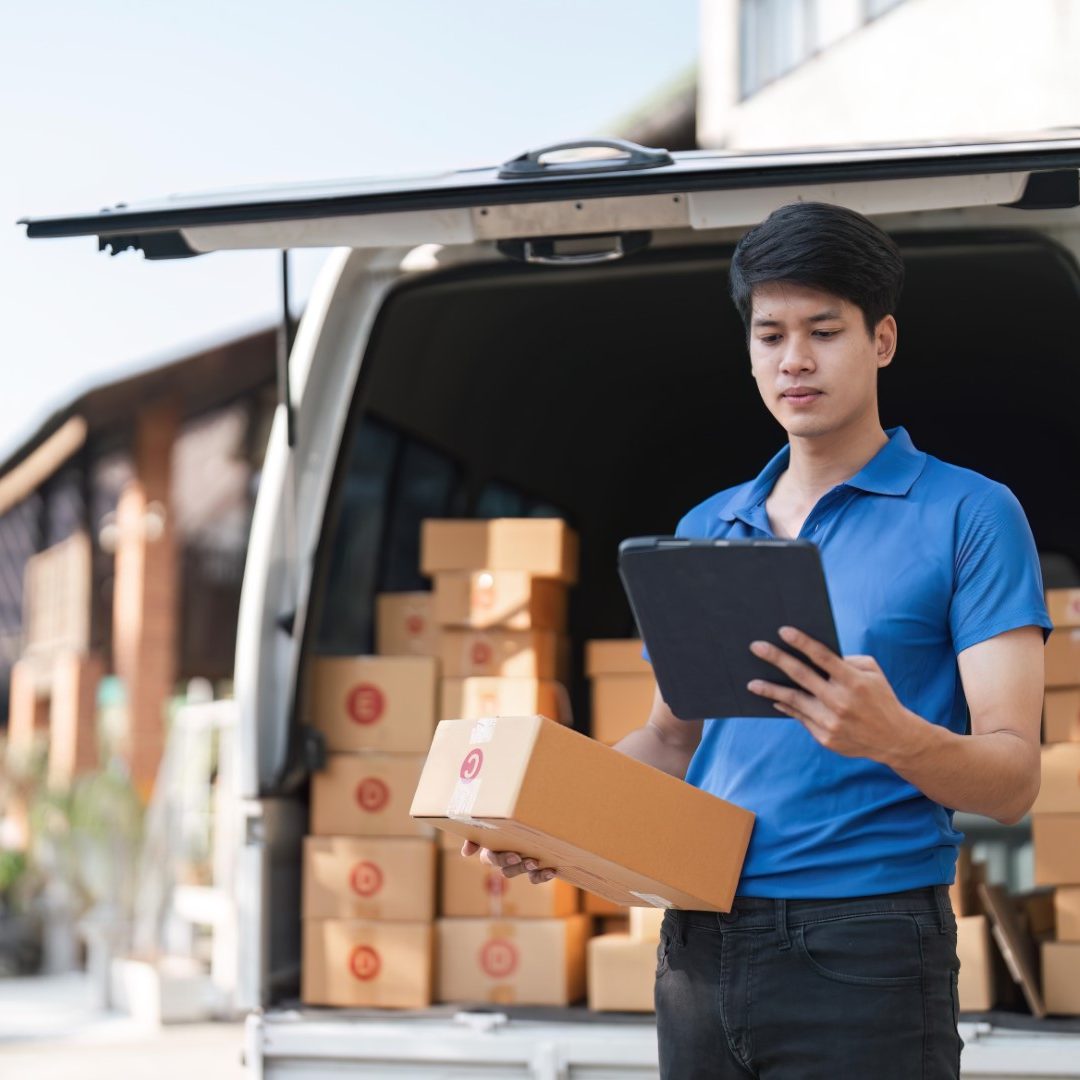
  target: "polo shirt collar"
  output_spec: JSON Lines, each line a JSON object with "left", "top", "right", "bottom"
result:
{"left": 716, "top": 426, "right": 927, "bottom": 523}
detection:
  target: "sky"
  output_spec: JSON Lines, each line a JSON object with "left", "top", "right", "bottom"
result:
{"left": 2, "top": 0, "right": 698, "bottom": 460}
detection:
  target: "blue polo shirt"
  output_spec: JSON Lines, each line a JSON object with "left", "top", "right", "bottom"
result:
{"left": 664, "top": 427, "right": 1050, "bottom": 898}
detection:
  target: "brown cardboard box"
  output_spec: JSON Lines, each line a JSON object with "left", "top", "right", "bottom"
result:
{"left": 302, "top": 836, "right": 436, "bottom": 921}
{"left": 584, "top": 892, "right": 624, "bottom": 916}
{"left": 308, "top": 656, "right": 438, "bottom": 753}
{"left": 439, "top": 629, "right": 562, "bottom": 679}
{"left": 956, "top": 915, "right": 994, "bottom": 1012}
{"left": 421, "top": 519, "right": 579, "bottom": 584}
{"left": 440, "top": 850, "right": 579, "bottom": 918}
{"left": 1056, "top": 887, "right": 1080, "bottom": 941}
{"left": 434, "top": 572, "right": 567, "bottom": 631}
{"left": 411, "top": 715, "right": 754, "bottom": 911}
{"left": 591, "top": 675, "right": 655, "bottom": 745}
{"left": 1045, "top": 689, "right": 1080, "bottom": 744}
{"left": 1042, "top": 941, "right": 1080, "bottom": 1015}
{"left": 587, "top": 934, "right": 656, "bottom": 1012}
{"left": 1013, "top": 889, "right": 1057, "bottom": 941}
{"left": 312, "top": 754, "right": 432, "bottom": 838}
{"left": 1046, "top": 629, "right": 1080, "bottom": 687}
{"left": 628, "top": 906, "right": 664, "bottom": 941}
{"left": 375, "top": 592, "right": 438, "bottom": 657}
{"left": 441, "top": 677, "right": 564, "bottom": 724}
{"left": 1034, "top": 815, "right": 1080, "bottom": 885}
{"left": 949, "top": 847, "right": 985, "bottom": 917}
{"left": 1032, "top": 745, "right": 1080, "bottom": 813}
{"left": 302, "top": 919, "right": 433, "bottom": 1008}
{"left": 585, "top": 640, "right": 652, "bottom": 677}
{"left": 1047, "top": 589, "right": 1080, "bottom": 628}
{"left": 436, "top": 915, "right": 589, "bottom": 1005}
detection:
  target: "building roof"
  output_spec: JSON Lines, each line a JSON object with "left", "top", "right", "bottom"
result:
{"left": 0, "top": 326, "right": 277, "bottom": 514}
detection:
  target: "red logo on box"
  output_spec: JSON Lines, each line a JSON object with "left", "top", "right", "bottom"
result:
{"left": 348, "top": 945, "right": 381, "bottom": 981}
{"left": 471, "top": 641, "right": 493, "bottom": 666}
{"left": 480, "top": 938, "right": 518, "bottom": 978}
{"left": 346, "top": 683, "right": 385, "bottom": 726}
{"left": 349, "top": 860, "right": 384, "bottom": 898}
{"left": 405, "top": 614, "right": 425, "bottom": 636}
{"left": 459, "top": 748, "right": 484, "bottom": 782}
{"left": 355, "top": 777, "right": 390, "bottom": 813}
{"left": 484, "top": 871, "right": 508, "bottom": 898}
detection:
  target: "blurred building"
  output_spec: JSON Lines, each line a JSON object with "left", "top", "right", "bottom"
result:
{"left": 0, "top": 330, "right": 275, "bottom": 795}
{"left": 699, "top": 0, "right": 1080, "bottom": 150}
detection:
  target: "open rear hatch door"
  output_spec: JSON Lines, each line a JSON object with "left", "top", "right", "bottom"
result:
{"left": 20, "top": 133, "right": 1080, "bottom": 260}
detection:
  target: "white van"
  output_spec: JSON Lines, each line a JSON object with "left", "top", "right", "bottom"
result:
{"left": 24, "top": 135, "right": 1080, "bottom": 1077}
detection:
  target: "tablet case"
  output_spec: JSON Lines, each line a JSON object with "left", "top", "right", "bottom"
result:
{"left": 618, "top": 537, "right": 840, "bottom": 720}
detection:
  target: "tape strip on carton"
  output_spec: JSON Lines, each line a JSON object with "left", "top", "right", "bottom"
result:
{"left": 630, "top": 890, "right": 674, "bottom": 909}
{"left": 470, "top": 717, "right": 496, "bottom": 744}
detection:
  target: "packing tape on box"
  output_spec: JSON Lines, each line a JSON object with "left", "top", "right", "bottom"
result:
{"left": 630, "top": 890, "right": 674, "bottom": 909}
{"left": 470, "top": 717, "right": 496, "bottom": 744}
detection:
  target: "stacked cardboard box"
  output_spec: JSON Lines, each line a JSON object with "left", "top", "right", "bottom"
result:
{"left": 420, "top": 518, "right": 589, "bottom": 1005}
{"left": 579, "top": 639, "right": 655, "bottom": 916}
{"left": 302, "top": 649, "right": 440, "bottom": 1008}
{"left": 1036, "top": 589, "right": 1080, "bottom": 1015}
{"left": 587, "top": 906, "right": 664, "bottom": 1012}
{"left": 950, "top": 848, "right": 995, "bottom": 1011}
{"left": 585, "top": 639, "right": 654, "bottom": 746}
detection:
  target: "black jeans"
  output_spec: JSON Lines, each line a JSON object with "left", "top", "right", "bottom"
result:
{"left": 655, "top": 886, "right": 962, "bottom": 1079}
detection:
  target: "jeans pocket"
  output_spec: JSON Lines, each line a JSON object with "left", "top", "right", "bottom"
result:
{"left": 797, "top": 913, "right": 924, "bottom": 987}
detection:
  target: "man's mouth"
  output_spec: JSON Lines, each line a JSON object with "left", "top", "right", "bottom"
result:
{"left": 781, "top": 388, "right": 823, "bottom": 404}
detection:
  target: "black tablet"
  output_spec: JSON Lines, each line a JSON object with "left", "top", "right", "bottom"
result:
{"left": 617, "top": 537, "right": 841, "bottom": 720}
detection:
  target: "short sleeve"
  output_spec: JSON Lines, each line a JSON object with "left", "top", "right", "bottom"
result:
{"left": 949, "top": 483, "right": 1052, "bottom": 655}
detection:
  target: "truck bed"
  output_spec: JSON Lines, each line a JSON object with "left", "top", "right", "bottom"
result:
{"left": 247, "top": 1006, "right": 1080, "bottom": 1079}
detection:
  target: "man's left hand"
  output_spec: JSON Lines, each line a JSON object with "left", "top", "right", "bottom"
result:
{"left": 747, "top": 626, "right": 919, "bottom": 764}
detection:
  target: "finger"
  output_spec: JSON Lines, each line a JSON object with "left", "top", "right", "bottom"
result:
{"left": 501, "top": 862, "right": 532, "bottom": 878}
{"left": 529, "top": 868, "right": 557, "bottom": 885}
{"left": 845, "top": 655, "right": 880, "bottom": 672}
{"left": 480, "top": 850, "right": 524, "bottom": 870}
{"left": 772, "top": 702, "right": 831, "bottom": 744}
{"left": 749, "top": 639, "right": 834, "bottom": 701}
{"left": 777, "top": 626, "right": 850, "bottom": 681}
{"left": 747, "top": 678, "right": 829, "bottom": 723}
{"left": 461, "top": 840, "right": 480, "bottom": 856}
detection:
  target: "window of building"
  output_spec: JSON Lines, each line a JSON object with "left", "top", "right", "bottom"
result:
{"left": 739, "top": 0, "right": 819, "bottom": 99}
{"left": 739, "top": 0, "right": 908, "bottom": 98}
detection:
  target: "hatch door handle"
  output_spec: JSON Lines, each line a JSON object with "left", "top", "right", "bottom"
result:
{"left": 498, "top": 138, "right": 673, "bottom": 179}
{"left": 497, "top": 231, "right": 651, "bottom": 266}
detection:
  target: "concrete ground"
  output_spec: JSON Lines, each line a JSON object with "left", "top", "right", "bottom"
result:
{"left": 0, "top": 973, "right": 245, "bottom": 1079}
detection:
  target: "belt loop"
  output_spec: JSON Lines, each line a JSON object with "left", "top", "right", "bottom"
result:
{"left": 776, "top": 899, "right": 791, "bottom": 951}
{"left": 935, "top": 886, "right": 949, "bottom": 935}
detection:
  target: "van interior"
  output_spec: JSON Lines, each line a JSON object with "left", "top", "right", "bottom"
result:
{"left": 281, "top": 228, "right": 1080, "bottom": 1005}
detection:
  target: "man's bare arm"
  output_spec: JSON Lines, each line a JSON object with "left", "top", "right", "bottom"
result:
{"left": 748, "top": 624, "right": 1044, "bottom": 825}
{"left": 613, "top": 685, "right": 703, "bottom": 779}
{"left": 886, "top": 626, "right": 1043, "bottom": 824}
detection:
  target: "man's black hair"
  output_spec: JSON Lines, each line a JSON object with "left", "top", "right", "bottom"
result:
{"left": 729, "top": 202, "right": 905, "bottom": 338}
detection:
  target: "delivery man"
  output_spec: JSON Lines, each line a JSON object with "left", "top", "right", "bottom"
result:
{"left": 464, "top": 201, "right": 1049, "bottom": 1079}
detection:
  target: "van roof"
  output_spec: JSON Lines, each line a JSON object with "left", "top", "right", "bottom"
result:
{"left": 20, "top": 132, "right": 1080, "bottom": 259}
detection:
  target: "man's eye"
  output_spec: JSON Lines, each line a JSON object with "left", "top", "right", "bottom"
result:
{"left": 759, "top": 335, "right": 781, "bottom": 345}
{"left": 813, "top": 330, "right": 839, "bottom": 339}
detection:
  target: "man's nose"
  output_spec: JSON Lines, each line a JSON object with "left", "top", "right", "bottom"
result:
{"left": 778, "top": 339, "right": 815, "bottom": 375}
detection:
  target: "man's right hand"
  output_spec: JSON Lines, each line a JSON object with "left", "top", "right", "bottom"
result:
{"left": 460, "top": 839, "right": 556, "bottom": 884}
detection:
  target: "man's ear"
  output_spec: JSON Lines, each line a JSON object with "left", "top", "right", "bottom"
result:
{"left": 876, "top": 315, "right": 898, "bottom": 369}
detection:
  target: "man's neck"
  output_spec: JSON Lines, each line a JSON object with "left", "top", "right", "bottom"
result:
{"left": 780, "top": 417, "right": 889, "bottom": 504}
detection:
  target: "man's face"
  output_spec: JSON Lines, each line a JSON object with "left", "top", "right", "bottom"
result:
{"left": 747, "top": 282, "right": 895, "bottom": 439}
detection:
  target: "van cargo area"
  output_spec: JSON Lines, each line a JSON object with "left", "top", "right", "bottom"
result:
{"left": 238, "top": 228, "right": 1080, "bottom": 1074}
